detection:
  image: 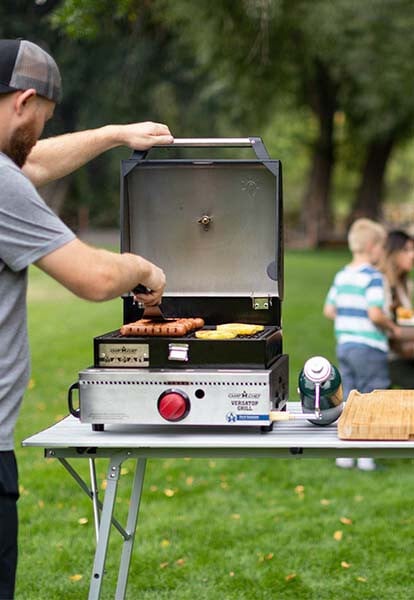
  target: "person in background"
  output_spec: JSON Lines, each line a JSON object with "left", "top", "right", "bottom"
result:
{"left": 0, "top": 38, "right": 173, "bottom": 599}
{"left": 378, "top": 230, "right": 414, "bottom": 388}
{"left": 323, "top": 218, "right": 402, "bottom": 471}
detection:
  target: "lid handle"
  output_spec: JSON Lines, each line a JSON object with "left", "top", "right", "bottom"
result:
{"left": 169, "top": 137, "right": 257, "bottom": 147}
{"left": 131, "top": 137, "right": 270, "bottom": 160}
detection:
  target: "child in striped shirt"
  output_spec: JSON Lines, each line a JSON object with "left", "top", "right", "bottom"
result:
{"left": 324, "top": 218, "right": 401, "bottom": 470}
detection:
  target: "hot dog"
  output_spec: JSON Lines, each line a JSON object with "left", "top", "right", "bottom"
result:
{"left": 120, "top": 318, "right": 205, "bottom": 337}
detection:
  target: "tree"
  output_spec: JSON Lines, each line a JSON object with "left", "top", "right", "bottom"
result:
{"left": 336, "top": 2, "right": 414, "bottom": 224}
{"left": 11, "top": 0, "right": 414, "bottom": 238}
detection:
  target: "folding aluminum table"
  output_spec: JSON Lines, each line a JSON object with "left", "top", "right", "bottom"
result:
{"left": 22, "top": 403, "right": 414, "bottom": 600}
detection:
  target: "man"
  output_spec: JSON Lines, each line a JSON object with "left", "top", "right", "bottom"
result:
{"left": 0, "top": 38, "right": 173, "bottom": 599}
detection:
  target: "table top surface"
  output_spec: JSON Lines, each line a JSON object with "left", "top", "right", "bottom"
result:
{"left": 21, "top": 403, "right": 414, "bottom": 451}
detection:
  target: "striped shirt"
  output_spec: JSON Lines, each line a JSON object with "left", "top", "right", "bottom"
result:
{"left": 324, "top": 263, "right": 388, "bottom": 352}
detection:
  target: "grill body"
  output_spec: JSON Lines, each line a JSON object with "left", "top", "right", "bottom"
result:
{"left": 76, "top": 355, "right": 288, "bottom": 427}
{"left": 69, "top": 138, "right": 288, "bottom": 430}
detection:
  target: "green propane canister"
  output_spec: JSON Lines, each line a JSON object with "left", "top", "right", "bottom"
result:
{"left": 298, "top": 356, "right": 343, "bottom": 426}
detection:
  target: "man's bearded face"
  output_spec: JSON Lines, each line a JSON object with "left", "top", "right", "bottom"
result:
{"left": 5, "top": 120, "right": 38, "bottom": 168}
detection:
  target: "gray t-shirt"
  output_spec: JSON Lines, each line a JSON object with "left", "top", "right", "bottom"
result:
{"left": 0, "top": 152, "right": 76, "bottom": 450}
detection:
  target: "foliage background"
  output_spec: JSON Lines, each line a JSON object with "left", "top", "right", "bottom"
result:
{"left": 2, "top": 0, "right": 414, "bottom": 240}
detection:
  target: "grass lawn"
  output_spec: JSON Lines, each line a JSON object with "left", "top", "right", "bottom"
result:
{"left": 14, "top": 248, "right": 414, "bottom": 599}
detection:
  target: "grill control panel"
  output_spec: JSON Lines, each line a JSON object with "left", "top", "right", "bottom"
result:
{"left": 97, "top": 343, "right": 149, "bottom": 367}
{"left": 76, "top": 355, "right": 288, "bottom": 428}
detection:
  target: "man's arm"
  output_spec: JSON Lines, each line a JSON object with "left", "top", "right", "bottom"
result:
{"left": 35, "top": 238, "right": 165, "bottom": 305}
{"left": 23, "top": 121, "right": 173, "bottom": 188}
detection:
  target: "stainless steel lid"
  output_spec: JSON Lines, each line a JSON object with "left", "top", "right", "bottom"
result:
{"left": 120, "top": 138, "right": 283, "bottom": 299}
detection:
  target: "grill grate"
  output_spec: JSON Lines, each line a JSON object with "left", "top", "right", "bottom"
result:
{"left": 105, "top": 326, "right": 278, "bottom": 341}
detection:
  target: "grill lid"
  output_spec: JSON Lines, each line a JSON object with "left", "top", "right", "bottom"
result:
{"left": 121, "top": 138, "right": 283, "bottom": 301}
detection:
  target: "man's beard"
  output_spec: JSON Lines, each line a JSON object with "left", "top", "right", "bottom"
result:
{"left": 4, "top": 121, "right": 38, "bottom": 168}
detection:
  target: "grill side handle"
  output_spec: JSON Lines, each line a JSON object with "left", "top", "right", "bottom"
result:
{"left": 131, "top": 137, "right": 270, "bottom": 161}
{"left": 68, "top": 382, "right": 80, "bottom": 419}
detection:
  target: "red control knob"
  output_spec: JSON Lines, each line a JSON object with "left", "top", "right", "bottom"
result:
{"left": 158, "top": 390, "right": 190, "bottom": 422}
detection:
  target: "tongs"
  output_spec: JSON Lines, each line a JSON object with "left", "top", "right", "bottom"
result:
{"left": 132, "top": 284, "right": 175, "bottom": 321}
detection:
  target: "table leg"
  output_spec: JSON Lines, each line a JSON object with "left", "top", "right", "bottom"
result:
{"left": 58, "top": 457, "right": 129, "bottom": 539}
{"left": 115, "top": 458, "right": 147, "bottom": 599}
{"left": 89, "top": 459, "right": 100, "bottom": 544}
{"left": 88, "top": 454, "right": 124, "bottom": 600}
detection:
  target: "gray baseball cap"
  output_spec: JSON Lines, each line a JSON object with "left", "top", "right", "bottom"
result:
{"left": 0, "top": 39, "right": 62, "bottom": 103}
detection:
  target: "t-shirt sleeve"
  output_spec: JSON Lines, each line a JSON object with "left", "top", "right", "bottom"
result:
{"left": 325, "top": 284, "right": 337, "bottom": 306}
{"left": 324, "top": 273, "right": 339, "bottom": 307}
{"left": 366, "top": 272, "right": 385, "bottom": 308}
{"left": 0, "top": 162, "right": 76, "bottom": 271}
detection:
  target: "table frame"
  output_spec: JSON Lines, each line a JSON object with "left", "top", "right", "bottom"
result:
{"left": 23, "top": 408, "right": 414, "bottom": 599}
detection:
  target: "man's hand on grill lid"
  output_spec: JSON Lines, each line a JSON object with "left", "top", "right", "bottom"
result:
{"left": 23, "top": 121, "right": 173, "bottom": 188}
{"left": 114, "top": 121, "right": 174, "bottom": 150}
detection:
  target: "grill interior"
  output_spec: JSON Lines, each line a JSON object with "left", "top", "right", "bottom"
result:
{"left": 104, "top": 325, "right": 279, "bottom": 341}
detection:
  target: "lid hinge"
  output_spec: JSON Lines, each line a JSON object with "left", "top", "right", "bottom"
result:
{"left": 252, "top": 296, "right": 272, "bottom": 310}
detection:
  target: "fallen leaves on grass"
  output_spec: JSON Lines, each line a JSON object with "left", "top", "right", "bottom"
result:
{"left": 160, "top": 539, "right": 170, "bottom": 548}
{"left": 340, "top": 517, "right": 353, "bottom": 525}
{"left": 186, "top": 476, "right": 194, "bottom": 486}
{"left": 333, "top": 530, "right": 343, "bottom": 541}
{"left": 356, "top": 576, "right": 367, "bottom": 582}
{"left": 294, "top": 485, "right": 305, "bottom": 499}
{"left": 341, "top": 561, "right": 351, "bottom": 569}
{"left": 164, "top": 488, "right": 176, "bottom": 497}
{"left": 78, "top": 517, "right": 88, "bottom": 525}
{"left": 257, "top": 552, "right": 274, "bottom": 562}
{"left": 69, "top": 574, "right": 83, "bottom": 582}
{"left": 285, "top": 573, "right": 297, "bottom": 581}
{"left": 320, "top": 498, "right": 331, "bottom": 506}
{"left": 160, "top": 558, "right": 186, "bottom": 569}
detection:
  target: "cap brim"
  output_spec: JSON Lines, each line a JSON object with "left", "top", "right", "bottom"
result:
{"left": 0, "top": 81, "right": 18, "bottom": 94}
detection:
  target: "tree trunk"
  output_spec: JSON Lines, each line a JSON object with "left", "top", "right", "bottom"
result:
{"left": 300, "top": 60, "right": 337, "bottom": 247}
{"left": 347, "top": 136, "right": 395, "bottom": 225}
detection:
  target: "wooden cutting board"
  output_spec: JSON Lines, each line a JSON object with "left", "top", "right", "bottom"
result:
{"left": 337, "top": 389, "right": 414, "bottom": 440}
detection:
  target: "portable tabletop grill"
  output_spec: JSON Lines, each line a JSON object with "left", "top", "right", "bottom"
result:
{"left": 68, "top": 138, "right": 288, "bottom": 431}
